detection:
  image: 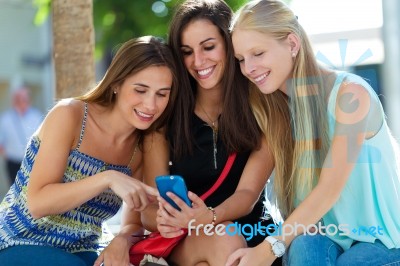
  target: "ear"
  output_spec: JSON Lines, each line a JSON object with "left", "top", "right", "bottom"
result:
{"left": 287, "top": 33, "right": 300, "bottom": 56}
{"left": 111, "top": 84, "right": 120, "bottom": 94}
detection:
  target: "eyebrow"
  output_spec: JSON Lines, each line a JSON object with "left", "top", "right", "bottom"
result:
{"left": 181, "top": 37, "right": 216, "bottom": 48}
{"left": 133, "top": 83, "right": 171, "bottom": 91}
{"left": 133, "top": 83, "right": 149, "bottom": 88}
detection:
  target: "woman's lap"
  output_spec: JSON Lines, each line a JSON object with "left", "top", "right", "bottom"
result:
{"left": 169, "top": 222, "right": 246, "bottom": 265}
{"left": 285, "top": 234, "right": 400, "bottom": 266}
{"left": 336, "top": 241, "right": 400, "bottom": 266}
{"left": 284, "top": 234, "right": 342, "bottom": 266}
{"left": 0, "top": 245, "right": 98, "bottom": 266}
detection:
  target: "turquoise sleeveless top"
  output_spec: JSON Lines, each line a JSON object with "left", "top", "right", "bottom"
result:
{"left": 321, "top": 72, "right": 400, "bottom": 250}
{"left": 0, "top": 102, "right": 131, "bottom": 253}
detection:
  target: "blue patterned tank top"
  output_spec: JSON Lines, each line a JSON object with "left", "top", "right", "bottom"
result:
{"left": 0, "top": 102, "right": 132, "bottom": 253}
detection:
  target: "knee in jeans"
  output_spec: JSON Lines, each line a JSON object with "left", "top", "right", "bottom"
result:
{"left": 290, "top": 235, "right": 312, "bottom": 252}
{"left": 285, "top": 235, "right": 315, "bottom": 265}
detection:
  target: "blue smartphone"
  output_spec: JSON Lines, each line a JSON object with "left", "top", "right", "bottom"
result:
{"left": 155, "top": 175, "right": 191, "bottom": 210}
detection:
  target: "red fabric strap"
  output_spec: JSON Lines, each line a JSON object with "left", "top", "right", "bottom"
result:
{"left": 200, "top": 153, "right": 237, "bottom": 201}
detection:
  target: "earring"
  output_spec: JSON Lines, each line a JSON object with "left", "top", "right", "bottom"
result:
{"left": 292, "top": 52, "right": 296, "bottom": 57}
{"left": 113, "top": 91, "right": 117, "bottom": 94}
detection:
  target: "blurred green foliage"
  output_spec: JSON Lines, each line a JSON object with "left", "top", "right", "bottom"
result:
{"left": 33, "top": 0, "right": 291, "bottom": 59}
{"left": 34, "top": 0, "right": 248, "bottom": 59}
{"left": 33, "top": 0, "right": 52, "bottom": 25}
{"left": 92, "top": 0, "right": 248, "bottom": 59}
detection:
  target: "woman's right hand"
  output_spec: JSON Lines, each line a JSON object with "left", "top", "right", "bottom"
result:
{"left": 156, "top": 191, "right": 212, "bottom": 238}
{"left": 156, "top": 203, "right": 185, "bottom": 238}
{"left": 108, "top": 170, "right": 158, "bottom": 211}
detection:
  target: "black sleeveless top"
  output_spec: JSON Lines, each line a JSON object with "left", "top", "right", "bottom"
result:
{"left": 168, "top": 113, "right": 270, "bottom": 247}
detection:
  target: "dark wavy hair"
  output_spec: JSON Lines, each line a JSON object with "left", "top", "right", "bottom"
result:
{"left": 168, "top": 0, "right": 261, "bottom": 159}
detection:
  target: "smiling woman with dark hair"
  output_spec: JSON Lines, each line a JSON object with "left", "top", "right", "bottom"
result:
{"left": 140, "top": 0, "right": 278, "bottom": 265}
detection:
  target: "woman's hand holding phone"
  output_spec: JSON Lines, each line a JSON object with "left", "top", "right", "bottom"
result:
{"left": 157, "top": 191, "right": 210, "bottom": 237}
{"left": 155, "top": 175, "right": 211, "bottom": 237}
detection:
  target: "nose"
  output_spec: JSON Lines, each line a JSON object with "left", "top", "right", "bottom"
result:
{"left": 244, "top": 60, "right": 256, "bottom": 76}
{"left": 194, "top": 51, "right": 205, "bottom": 67}
{"left": 142, "top": 94, "right": 156, "bottom": 112}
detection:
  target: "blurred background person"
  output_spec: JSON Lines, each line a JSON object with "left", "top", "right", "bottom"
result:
{"left": 0, "top": 86, "right": 43, "bottom": 185}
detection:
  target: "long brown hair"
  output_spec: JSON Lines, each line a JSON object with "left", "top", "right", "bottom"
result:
{"left": 168, "top": 0, "right": 261, "bottom": 159}
{"left": 231, "top": 0, "right": 330, "bottom": 217}
{"left": 76, "top": 36, "right": 179, "bottom": 133}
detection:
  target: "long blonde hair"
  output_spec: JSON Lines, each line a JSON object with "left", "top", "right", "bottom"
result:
{"left": 231, "top": 0, "right": 330, "bottom": 217}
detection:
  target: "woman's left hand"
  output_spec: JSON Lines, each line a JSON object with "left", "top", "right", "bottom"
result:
{"left": 93, "top": 234, "right": 131, "bottom": 266}
{"left": 225, "top": 241, "right": 276, "bottom": 266}
{"left": 157, "top": 191, "right": 210, "bottom": 229}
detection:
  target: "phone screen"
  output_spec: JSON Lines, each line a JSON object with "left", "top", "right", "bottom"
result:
{"left": 155, "top": 175, "right": 191, "bottom": 210}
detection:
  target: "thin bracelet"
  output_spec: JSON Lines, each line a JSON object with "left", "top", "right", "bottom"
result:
{"left": 208, "top": 206, "right": 217, "bottom": 226}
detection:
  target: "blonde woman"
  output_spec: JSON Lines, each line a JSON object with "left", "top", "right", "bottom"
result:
{"left": 227, "top": 0, "right": 400, "bottom": 265}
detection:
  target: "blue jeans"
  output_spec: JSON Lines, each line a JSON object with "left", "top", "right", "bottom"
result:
{"left": 0, "top": 245, "right": 98, "bottom": 266}
{"left": 284, "top": 234, "right": 400, "bottom": 266}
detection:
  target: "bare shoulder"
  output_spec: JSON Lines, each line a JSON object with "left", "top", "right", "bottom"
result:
{"left": 336, "top": 81, "right": 376, "bottom": 125}
{"left": 338, "top": 81, "right": 368, "bottom": 96}
{"left": 53, "top": 98, "right": 85, "bottom": 115}
{"left": 143, "top": 129, "right": 168, "bottom": 152}
{"left": 37, "top": 99, "right": 85, "bottom": 140}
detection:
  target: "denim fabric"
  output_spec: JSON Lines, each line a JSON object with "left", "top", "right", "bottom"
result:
{"left": 0, "top": 245, "right": 98, "bottom": 266}
{"left": 284, "top": 234, "right": 400, "bottom": 266}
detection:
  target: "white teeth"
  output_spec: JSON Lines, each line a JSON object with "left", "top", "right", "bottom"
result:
{"left": 254, "top": 73, "right": 268, "bottom": 82}
{"left": 198, "top": 67, "right": 213, "bottom": 76}
{"left": 136, "top": 110, "right": 153, "bottom": 118}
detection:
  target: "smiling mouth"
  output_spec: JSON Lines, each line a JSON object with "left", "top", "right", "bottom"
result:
{"left": 135, "top": 110, "right": 154, "bottom": 119}
{"left": 254, "top": 72, "right": 270, "bottom": 83}
{"left": 197, "top": 66, "right": 214, "bottom": 78}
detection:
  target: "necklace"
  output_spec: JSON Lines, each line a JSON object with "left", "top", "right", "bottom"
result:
{"left": 198, "top": 102, "right": 219, "bottom": 130}
{"left": 198, "top": 102, "right": 219, "bottom": 169}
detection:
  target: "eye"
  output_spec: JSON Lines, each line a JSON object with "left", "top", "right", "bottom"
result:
{"left": 236, "top": 57, "right": 244, "bottom": 63}
{"left": 204, "top": 45, "right": 215, "bottom": 51}
{"left": 156, "top": 92, "right": 169, "bottom": 98}
{"left": 181, "top": 49, "right": 192, "bottom": 56}
{"left": 255, "top": 52, "right": 264, "bottom": 57}
{"left": 134, "top": 89, "right": 146, "bottom": 94}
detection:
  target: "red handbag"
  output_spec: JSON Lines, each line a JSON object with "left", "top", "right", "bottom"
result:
{"left": 129, "top": 153, "right": 237, "bottom": 265}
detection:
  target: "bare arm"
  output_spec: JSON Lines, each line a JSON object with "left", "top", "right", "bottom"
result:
{"left": 120, "top": 163, "right": 148, "bottom": 236}
{"left": 141, "top": 131, "right": 170, "bottom": 231}
{"left": 95, "top": 137, "right": 152, "bottom": 266}
{"left": 276, "top": 82, "right": 375, "bottom": 245}
{"left": 27, "top": 101, "right": 108, "bottom": 218}
{"left": 226, "top": 82, "right": 379, "bottom": 266}
{"left": 157, "top": 136, "right": 274, "bottom": 234}
{"left": 27, "top": 100, "right": 156, "bottom": 218}
{"left": 94, "top": 202, "right": 144, "bottom": 266}
{"left": 214, "top": 137, "right": 273, "bottom": 224}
